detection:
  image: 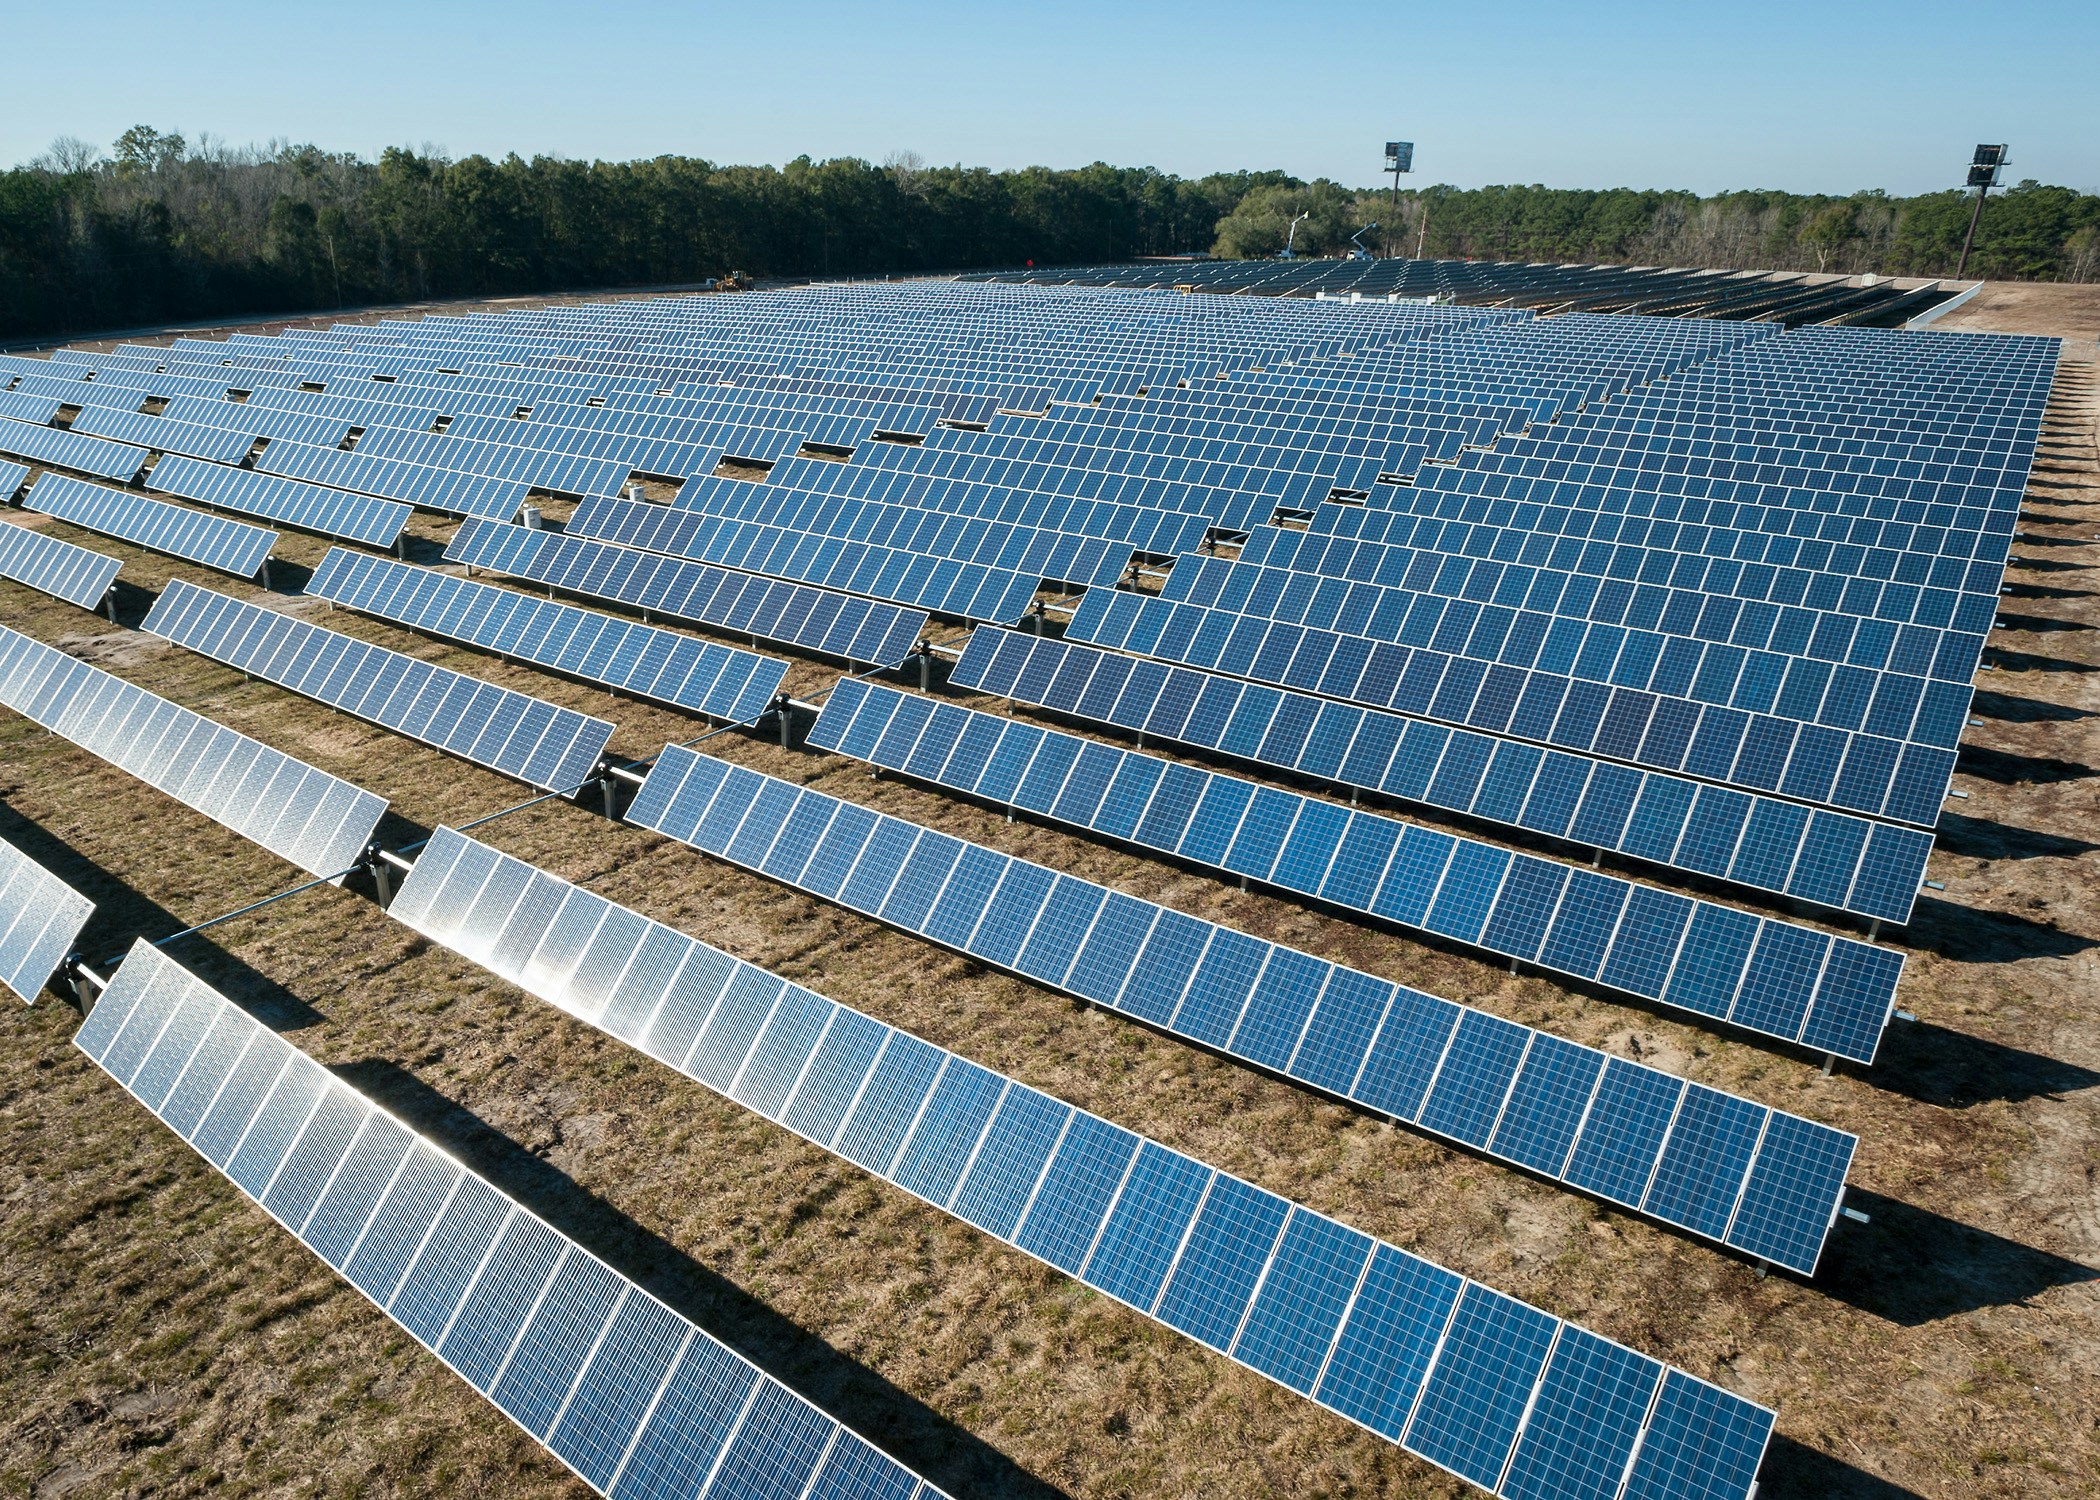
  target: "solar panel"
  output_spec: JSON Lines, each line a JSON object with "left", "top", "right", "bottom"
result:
{"left": 568, "top": 492, "right": 1043, "bottom": 624}
{"left": 0, "top": 417, "right": 150, "bottom": 481}
{"left": 1067, "top": 586, "right": 1960, "bottom": 831}
{"left": 444, "top": 518, "right": 926, "bottom": 670}
{"left": 142, "top": 580, "right": 615, "bottom": 794}
{"left": 147, "top": 453, "right": 411, "bottom": 550}
{"left": 307, "top": 549, "right": 788, "bottom": 725}
{"left": 68, "top": 405, "right": 261, "bottom": 464}
{"left": 627, "top": 746, "right": 1856, "bottom": 1276}
{"left": 811, "top": 677, "right": 1903, "bottom": 1064}
{"left": 0, "top": 458, "right": 26, "bottom": 500}
{"left": 255, "top": 440, "right": 528, "bottom": 520}
{"left": 0, "top": 623, "right": 386, "bottom": 878}
{"left": 75, "top": 940, "right": 951, "bottom": 1500}
{"left": 388, "top": 825, "right": 1777, "bottom": 1498}
{"left": 953, "top": 628, "right": 1934, "bottom": 926}
{"left": 0, "top": 518, "right": 122, "bottom": 611}
{"left": 0, "top": 832, "right": 95, "bottom": 1003}
{"left": 25, "top": 472, "right": 278, "bottom": 579}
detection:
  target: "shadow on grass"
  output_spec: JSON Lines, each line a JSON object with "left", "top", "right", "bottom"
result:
{"left": 1993, "top": 611, "right": 2095, "bottom": 634}
{"left": 1967, "top": 688, "right": 2097, "bottom": 723}
{"left": 0, "top": 801, "right": 323, "bottom": 1028}
{"left": 334, "top": 1057, "right": 1068, "bottom": 1500}
{"left": 1758, "top": 1436, "right": 1930, "bottom": 1499}
{"left": 1814, "top": 1189, "right": 2097, "bottom": 1326}
{"left": 1870, "top": 1017, "right": 2100, "bottom": 1109}
{"left": 1954, "top": 743, "right": 2096, "bottom": 785}
{"left": 1980, "top": 645, "right": 2099, "bottom": 674}
{"left": 1999, "top": 580, "right": 2096, "bottom": 601}
{"left": 1931, "top": 811, "right": 2100, "bottom": 861}
{"left": 1901, "top": 894, "right": 2095, "bottom": 965}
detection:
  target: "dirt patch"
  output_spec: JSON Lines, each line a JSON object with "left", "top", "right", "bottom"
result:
{"left": 1930, "top": 282, "right": 2100, "bottom": 342}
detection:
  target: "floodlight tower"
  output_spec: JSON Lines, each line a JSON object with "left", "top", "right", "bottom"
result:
{"left": 1956, "top": 143, "right": 2007, "bottom": 279}
{"left": 1385, "top": 140, "right": 1414, "bottom": 258}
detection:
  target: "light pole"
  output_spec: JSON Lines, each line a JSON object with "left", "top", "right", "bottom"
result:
{"left": 1956, "top": 144, "right": 2007, "bottom": 280}
{"left": 1384, "top": 141, "right": 1413, "bottom": 258}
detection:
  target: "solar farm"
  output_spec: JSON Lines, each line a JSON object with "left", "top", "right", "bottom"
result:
{"left": 0, "top": 274, "right": 2094, "bottom": 1500}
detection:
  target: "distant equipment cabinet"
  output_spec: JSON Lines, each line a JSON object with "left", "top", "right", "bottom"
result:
{"left": 1957, "top": 142, "right": 2009, "bottom": 278}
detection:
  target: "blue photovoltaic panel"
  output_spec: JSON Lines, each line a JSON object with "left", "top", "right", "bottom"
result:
{"left": 444, "top": 517, "right": 926, "bottom": 669}
{"left": 256, "top": 439, "right": 529, "bottom": 520}
{"left": 0, "top": 623, "right": 386, "bottom": 878}
{"left": 0, "top": 417, "right": 150, "bottom": 481}
{"left": 148, "top": 453, "right": 411, "bottom": 550}
{"left": 661, "top": 478, "right": 1140, "bottom": 587}
{"left": 811, "top": 676, "right": 1904, "bottom": 1065}
{"left": 627, "top": 745, "right": 1856, "bottom": 1276}
{"left": 0, "top": 518, "right": 122, "bottom": 610}
{"left": 1066, "top": 586, "right": 1962, "bottom": 831}
{"left": 307, "top": 548, "right": 788, "bottom": 725}
{"left": 0, "top": 832, "right": 95, "bottom": 1004}
{"left": 389, "top": 826, "right": 1776, "bottom": 1500}
{"left": 25, "top": 472, "right": 278, "bottom": 579}
{"left": 142, "top": 579, "right": 614, "bottom": 793}
{"left": 567, "top": 491, "right": 1042, "bottom": 624}
{"left": 68, "top": 405, "right": 260, "bottom": 464}
{"left": 73, "top": 941, "right": 949, "bottom": 1500}
{"left": 0, "top": 458, "right": 26, "bottom": 498}
{"left": 954, "top": 627, "right": 1932, "bottom": 926}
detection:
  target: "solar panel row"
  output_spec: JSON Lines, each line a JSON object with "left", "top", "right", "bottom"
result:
{"left": 307, "top": 549, "right": 789, "bottom": 726}
{"left": 76, "top": 941, "right": 951, "bottom": 1500}
{"left": 256, "top": 440, "right": 528, "bottom": 521}
{"left": 664, "top": 474, "right": 1141, "bottom": 587}
{"left": 811, "top": 677, "right": 1902, "bottom": 1064}
{"left": 25, "top": 472, "right": 278, "bottom": 579}
{"left": 147, "top": 453, "right": 412, "bottom": 550}
{"left": 69, "top": 404, "right": 260, "bottom": 465}
{"left": 0, "top": 517, "right": 123, "bottom": 612}
{"left": 142, "top": 580, "right": 615, "bottom": 794}
{"left": 0, "top": 622, "right": 386, "bottom": 878}
{"left": 569, "top": 493, "right": 1045, "bottom": 625}
{"left": 952, "top": 628, "right": 1933, "bottom": 925}
{"left": 444, "top": 519, "right": 927, "bottom": 670}
{"left": 627, "top": 745, "right": 1858, "bottom": 1275}
{"left": 390, "top": 826, "right": 1777, "bottom": 1500}
{"left": 0, "top": 416, "right": 150, "bottom": 481}
{"left": 0, "top": 831, "right": 95, "bottom": 1004}
{"left": 1068, "top": 587, "right": 1958, "bottom": 829}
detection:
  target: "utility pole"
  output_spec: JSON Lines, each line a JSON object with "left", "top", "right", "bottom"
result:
{"left": 1956, "top": 144, "right": 2007, "bottom": 279}
{"left": 1415, "top": 198, "right": 1429, "bottom": 261}
{"left": 1384, "top": 141, "right": 1412, "bottom": 258}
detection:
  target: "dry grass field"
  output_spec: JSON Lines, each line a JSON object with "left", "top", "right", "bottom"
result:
{"left": 2, "top": 289, "right": 2097, "bottom": 1500}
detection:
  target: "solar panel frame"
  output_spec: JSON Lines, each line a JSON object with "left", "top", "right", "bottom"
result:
{"left": 74, "top": 940, "right": 951, "bottom": 1500}
{"left": 142, "top": 579, "right": 615, "bottom": 794}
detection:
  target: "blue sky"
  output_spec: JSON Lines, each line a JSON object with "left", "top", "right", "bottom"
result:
{"left": 7, "top": 0, "right": 2094, "bottom": 194}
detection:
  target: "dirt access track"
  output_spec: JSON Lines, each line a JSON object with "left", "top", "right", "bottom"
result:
{"left": 1, "top": 284, "right": 2098, "bottom": 1500}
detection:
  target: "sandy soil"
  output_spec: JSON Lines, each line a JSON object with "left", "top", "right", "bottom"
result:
{"left": 1928, "top": 282, "right": 2100, "bottom": 342}
{"left": 0, "top": 306, "right": 2096, "bottom": 1500}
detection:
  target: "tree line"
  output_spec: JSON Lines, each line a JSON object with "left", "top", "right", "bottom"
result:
{"left": 0, "top": 127, "right": 2093, "bottom": 342}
